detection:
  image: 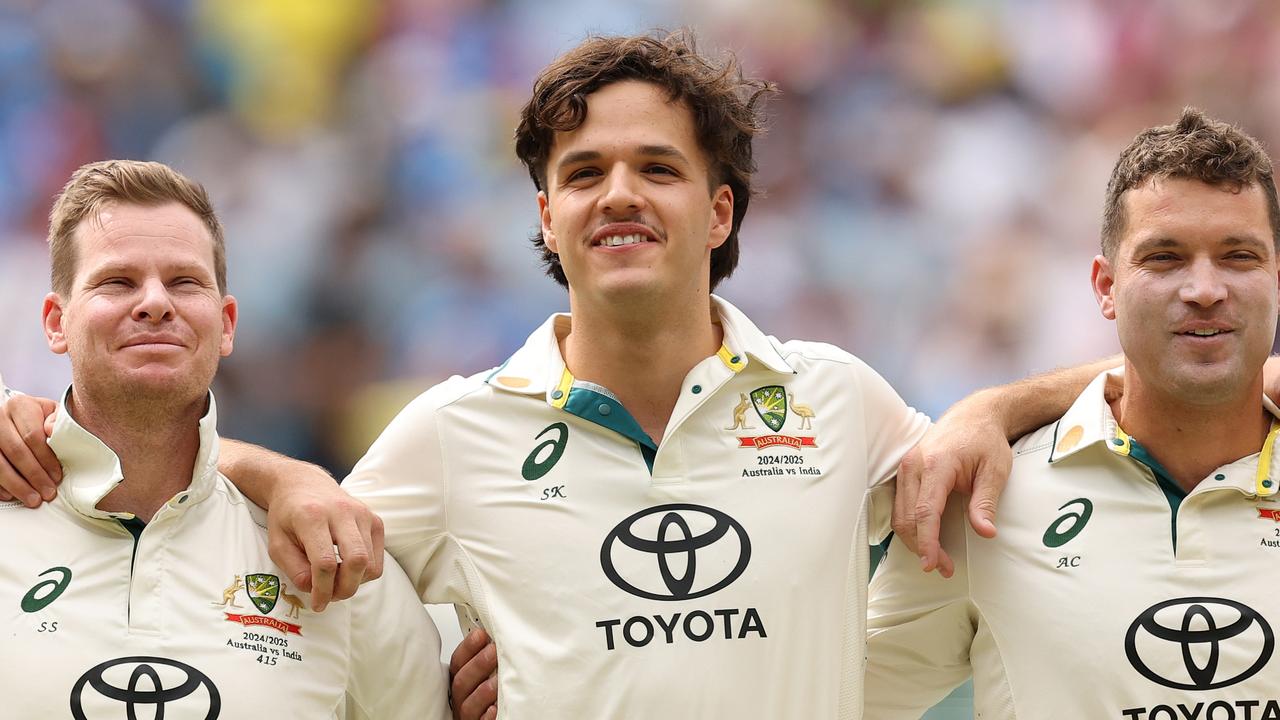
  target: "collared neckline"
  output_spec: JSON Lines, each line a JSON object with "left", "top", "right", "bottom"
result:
{"left": 484, "top": 294, "right": 795, "bottom": 403}
{"left": 1048, "top": 368, "right": 1280, "bottom": 498}
{"left": 48, "top": 387, "right": 222, "bottom": 522}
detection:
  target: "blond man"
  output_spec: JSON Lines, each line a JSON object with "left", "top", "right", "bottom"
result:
{"left": 0, "top": 160, "right": 449, "bottom": 719}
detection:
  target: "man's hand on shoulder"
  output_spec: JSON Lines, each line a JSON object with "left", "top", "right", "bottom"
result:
{"left": 895, "top": 356, "right": 1121, "bottom": 576}
{"left": 450, "top": 628, "right": 499, "bottom": 720}
{"left": 0, "top": 392, "right": 62, "bottom": 507}
{"left": 892, "top": 389, "right": 1012, "bottom": 578}
{"left": 221, "top": 440, "right": 386, "bottom": 611}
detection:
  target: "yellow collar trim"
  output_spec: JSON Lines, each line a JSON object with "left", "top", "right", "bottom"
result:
{"left": 551, "top": 368, "right": 573, "bottom": 409}
{"left": 1256, "top": 420, "right": 1280, "bottom": 496}
{"left": 717, "top": 345, "right": 746, "bottom": 373}
{"left": 1110, "top": 426, "right": 1133, "bottom": 457}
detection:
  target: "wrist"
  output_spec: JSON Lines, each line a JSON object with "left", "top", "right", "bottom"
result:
{"left": 945, "top": 387, "right": 1016, "bottom": 440}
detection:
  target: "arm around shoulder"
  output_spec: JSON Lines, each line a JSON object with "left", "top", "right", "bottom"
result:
{"left": 220, "top": 438, "right": 384, "bottom": 611}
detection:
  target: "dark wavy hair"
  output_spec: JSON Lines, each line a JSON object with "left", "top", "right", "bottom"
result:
{"left": 1102, "top": 107, "right": 1280, "bottom": 258}
{"left": 515, "top": 30, "right": 777, "bottom": 289}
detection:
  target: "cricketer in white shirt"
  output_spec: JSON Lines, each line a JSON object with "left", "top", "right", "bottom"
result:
{"left": 343, "top": 295, "right": 931, "bottom": 719}
{"left": 866, "top": 369, "right": 1280, "bottom": 720}
{"left": 0, "top": 389, "right": 451, "bottom": 720}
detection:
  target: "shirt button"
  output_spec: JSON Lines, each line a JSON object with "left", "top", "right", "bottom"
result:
{"left": 692, "top": 385, "right": 702, "bottom": 394}
{"left": 1112, "top": 438, "right": 1124, "bottom": 446}
{"left": 598, "top": 403, "right": 612, "bottom": 416}
{"left": 730, "top": 355, "right": 741, "bottom": 364}
{"left": 1265, "top": 480, "right": 1275, "bottom": 489}
{"left": 551, "top": 390, "right": 564, "bottom": 400}
{"left": 1214, "top": 474, "right": 1226, "bottom": 481}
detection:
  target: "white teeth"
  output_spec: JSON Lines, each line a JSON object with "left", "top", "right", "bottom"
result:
{"left": 1188, "top": 329, "right": 1222, "bottom": 336}
{"left": 601, "top": 234, "right": 644, "bottom": 247}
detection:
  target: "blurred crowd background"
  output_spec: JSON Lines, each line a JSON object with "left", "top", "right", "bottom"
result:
{"left": 5, "top": 0, "right": 1279, "bottom": 715}
{"left": 9, "top": 0, "right": 1280, "bottom": 469}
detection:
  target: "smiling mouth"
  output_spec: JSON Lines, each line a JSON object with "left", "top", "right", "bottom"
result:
{"left": 1180, "top": 329, "right": 1230, "bottom": 337}
{"left": 597, "top": 234, "right": 652, "bottom": 248}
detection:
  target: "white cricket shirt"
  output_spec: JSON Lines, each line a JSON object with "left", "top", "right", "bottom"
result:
{"left": 345, "top": 296, "right": 931, "bottom": 719}
{"left": 866, "top": 370, "right": 1280, "bottom": 719}
{"left": 0, "top": 391, "right": 450, "bottom": 720}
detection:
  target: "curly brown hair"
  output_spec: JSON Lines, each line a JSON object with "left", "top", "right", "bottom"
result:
{"left": 515, "top": 30, "right": 777, "bottom": 290}
{"left": 1102, "top": 107, "right": 1280, "bottom": 258}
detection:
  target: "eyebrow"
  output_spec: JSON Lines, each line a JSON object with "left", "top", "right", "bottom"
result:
{"left": 1131, "top": 235, "right": 1270, "bottom": 254}
{"left": 554, "top": 144, "right": 691, "bottom": 176}
{"left": 84, "top": 262, "right": 213, "bottom": 280}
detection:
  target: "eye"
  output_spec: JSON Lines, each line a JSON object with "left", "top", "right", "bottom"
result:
{"left": 565, "top": 167, "right": 601, "bottom": 183}
{"left": 1146, "top": 252, "right": 1178, "bottom": 263}
{"left": 645, "top": 164, "right": 678, "bottom": 177}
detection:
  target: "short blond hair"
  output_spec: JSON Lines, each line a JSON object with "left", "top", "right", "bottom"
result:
{"left": 48, "top": 160, "right": 226, "bottom": 295}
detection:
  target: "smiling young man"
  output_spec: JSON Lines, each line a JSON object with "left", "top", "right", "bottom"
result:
{"left": 0, "top": 160, "right": 449, "bottom": 719}
{"left": 865, "top": 109, "right": 1280, "bottom": 718}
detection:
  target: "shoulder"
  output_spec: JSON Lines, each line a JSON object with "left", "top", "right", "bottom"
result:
{"left": 403, "top": 372, "right": 495, "bottom": 416}
{"left": 378, "top": 371, "right": 502, "bottom": 436}
{"left": 1012, "top": 421, "right": 1060, "bottom": 461}
{"left": 771, "top": 337, "right": 861, "bottom": 368}
{"left": 208, "top": 474, "right": 270, "bottom": 537}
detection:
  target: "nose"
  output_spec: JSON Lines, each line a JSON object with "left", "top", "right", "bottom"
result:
{"left": 132, "top": 278, "right": 176, "bottom": 323}
{"left": 597, "top": 164, "right": 646, "bottom": 215}
{"left": 1178, "top": 258, "right": 1229, "bottom": 308}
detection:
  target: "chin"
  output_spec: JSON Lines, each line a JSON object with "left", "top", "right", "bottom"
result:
{"left": 1163, "top": 364, "right": 1252, "bottom": 406}
{"left": 593, "top": 275, "right": 666, "bottom": 303}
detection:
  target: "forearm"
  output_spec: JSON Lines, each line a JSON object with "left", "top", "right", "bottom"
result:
{"left": 949, "top": 354, "right": 1122, "bottom": 442}
{"left": 219, "top": 438, "right": 332, "bottom": 508}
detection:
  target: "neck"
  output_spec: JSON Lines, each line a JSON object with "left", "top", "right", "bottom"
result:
{"left": 1111, "top": 367, "right": 1270, "bottom": 493}
{"left": 562, "top": 292, "right": 722, "bottom": 444}
{"left": 67, "top": 388, "right": 205, "bottom": 522}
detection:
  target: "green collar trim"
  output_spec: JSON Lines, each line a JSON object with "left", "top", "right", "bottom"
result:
{"left": 1125, "top": 437, "right": 1186, "bottom": 553}
{"left": 562, "top": 386, "right": 658, "bottom": 472}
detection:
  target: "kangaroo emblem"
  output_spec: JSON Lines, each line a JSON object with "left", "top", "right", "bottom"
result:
{"left": 789, "top": 396, "right": 816, "bottom": 430}
{"left": 213, "top": 575, "right": 244, "bottom": 608}
{"left": 280, "top": 583, "right": 305, "bottom": 619}
{"left": 726, "top": 393, "right": 754, "bottom": 430}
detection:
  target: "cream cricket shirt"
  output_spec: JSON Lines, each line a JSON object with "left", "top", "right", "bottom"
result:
{"left": 0, "top": 392, "right": 449, "bottom": 720}
{"left": 344, "top": 296, "right": 931, "bottom": 719}
{"left": 866, "top": 370, "right": 1280, "bottom": 720}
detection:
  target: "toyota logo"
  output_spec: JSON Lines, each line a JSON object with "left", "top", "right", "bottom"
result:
{"left": 1125, "top": 597, "right": 1274, "bottom": 690}
{"left": 601, "top": 504, "right": 751, "bottom": 601}
{"left": 71, "top": 656, "right": 221, "bottom": 719}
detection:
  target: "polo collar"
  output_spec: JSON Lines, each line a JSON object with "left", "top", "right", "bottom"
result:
{"left": 1049, "top": 369, "right": 1280, "bottom": 498}
{"left": 48, "top": 387, "right": 222, "bottom": 522}
{"left": 485, "top": 294, "right": 796, "bottom": 404}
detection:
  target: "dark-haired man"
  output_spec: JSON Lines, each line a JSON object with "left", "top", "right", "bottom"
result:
{"left": 2, "top": 33, "right": 1110, "bottom": 719}
{"left": 866, "top": 109, "right": 1280, "bottom": 718}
